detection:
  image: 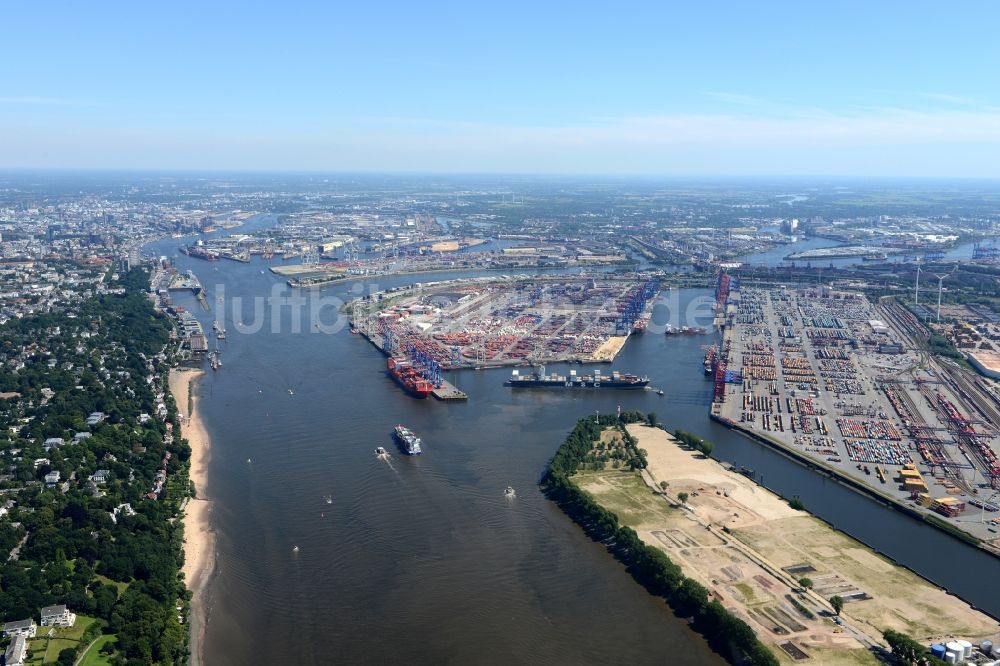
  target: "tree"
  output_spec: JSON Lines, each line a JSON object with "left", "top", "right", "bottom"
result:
{"left": 57, "top": 647, "right": 78, "bottom": 666}
{"left": 699, "top": 440, "right": 714, "bottom": 458}
{"left": 798, "top": 577, "right": 813, "bottom": 589}
{"left": 646, "top": 412, "right": 657, "bottom": 426}
{"left": 883, "top": 628, "right": 943, "bottom": 665}
{"left": 829, "top": 595, "right": 843, "bottom": 616}
{"left": 788, "top": 496, "right": 806, "bottom": 511}
{"left": 659, "top": 481, "right": 669, "bottom": 493}
{"left": 677, "top": 492, "right": 689, "bottom": 504}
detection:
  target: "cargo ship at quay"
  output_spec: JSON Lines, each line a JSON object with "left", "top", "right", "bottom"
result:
{"left": 505, "top": 367, "right": 649, "bottom": 389}
{"left": 386, "top": 357, "right": 433, "bottom": 398}
{"left": 393, "top": 425, "right": 423, "bottom": 455}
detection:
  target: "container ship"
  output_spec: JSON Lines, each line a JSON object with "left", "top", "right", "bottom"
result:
{"left": 180, "top": 245, "right": 218, "bottom": 261}
{"left": 393, "top": 425, "right": 423, "bottom": 455}
{"left": 665, "top": 324, "right": 707, "bottom": 336}
{"left": 387, "top": 357, "right": 433, "bottom": 398}
{"left": 505, "top": 367, "right": 649, "bottom": 389}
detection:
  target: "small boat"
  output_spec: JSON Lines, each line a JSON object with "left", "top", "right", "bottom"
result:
{"left": 375, "top": 446, "right": 387, "bottom": 457}
{"left": 504, "top": 486, "right": 516, "bottom": 498}
{"left": 323, "top": 495, "right": 332, "bottom": 504}
{"left": 288, "top": 389, "right": 294, "bottom": 395}
{"left": 246, "top": 458, "right": 252, "bottom": 464}
{"left": 657, "top": 389, "right": 664, "bottom": 396}
{"left": 292, "top": 546, "right": 299, "bottom": 552}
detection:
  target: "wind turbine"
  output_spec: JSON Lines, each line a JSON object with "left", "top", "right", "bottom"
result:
{"left": 933, "top": 265, "right": 957, "bottom": 321}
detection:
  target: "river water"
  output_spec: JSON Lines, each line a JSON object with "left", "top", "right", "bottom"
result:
{"left": 146, "top": 220, "right": 999, "bottom": 665}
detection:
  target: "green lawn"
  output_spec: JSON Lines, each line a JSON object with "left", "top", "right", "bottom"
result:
{"left": 42, "top": 638, "right": 76, "bottom": 662}
{"left": 78, "top": 635, "right": 116, "bottom": 666}
{"left": 26, "top": 615, "right": 102, "bottom": 664}
{"left": 52, "top": 615, "right": 95, "bottom": 641}
{"left": 94, "top": 575, "right": 129, "bottom": 594}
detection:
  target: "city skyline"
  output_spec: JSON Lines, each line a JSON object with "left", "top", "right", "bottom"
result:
{"left": 3, "top": 2, "right": 1000, "bottom": 176}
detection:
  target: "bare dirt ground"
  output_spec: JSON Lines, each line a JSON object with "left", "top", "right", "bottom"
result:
{"left": 573, "top": 424, "right": 1000, "bottom": 663}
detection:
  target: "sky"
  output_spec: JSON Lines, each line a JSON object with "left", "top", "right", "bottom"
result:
{"left": 3, "top": 1, "right": 1000, "bottom": 177}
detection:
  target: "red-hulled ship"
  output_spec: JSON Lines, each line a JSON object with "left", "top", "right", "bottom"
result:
{"left": 387, "top": 357, "right": 434, "bottom": 398}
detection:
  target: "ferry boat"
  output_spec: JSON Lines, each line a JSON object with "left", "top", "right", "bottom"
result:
{"left": 393, "top": 425, "right": 423, "bottom": 455}
{"left": 505, "top": 366, "right": 649, "bottom": 389}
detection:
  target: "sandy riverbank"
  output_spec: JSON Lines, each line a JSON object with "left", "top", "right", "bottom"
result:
{"left": 169, "top": 368, "right": 213, "bottom": 666}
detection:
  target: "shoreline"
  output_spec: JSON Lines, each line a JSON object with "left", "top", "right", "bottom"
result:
{"left": 169, "top": 367, "right": 213, "bottom": 666}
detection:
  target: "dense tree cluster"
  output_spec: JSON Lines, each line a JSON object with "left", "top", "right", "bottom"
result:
{"left": 0, "top": 268, "right": 189, "bottom": 664}
{"left": 883, "top": 629, "right": 948, "bottom": 666}
{"left": 543, "top": 417, "right": 778, "bottom": 666}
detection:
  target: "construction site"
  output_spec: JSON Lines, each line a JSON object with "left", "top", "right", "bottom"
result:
{"left": 351, "top": 274, "right": 660, "bottom": 369}
{"left": 708, "top": 272, "right": 1000, "bottom": 547}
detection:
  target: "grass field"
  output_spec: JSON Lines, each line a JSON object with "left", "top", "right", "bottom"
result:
{"left": 78, "top": 635, "right": 117, "bottom": 666}
{"left": 23, "top": 615, "right": 102, "bottom": 665}
{"left": 42, "top": 638, "right": 76, "bottom": 662}
{"left": 94, "top": 575, "right": 128, "bottom": 594}
{"left": 575, "top": 469, "right": 677, "bottom": 526}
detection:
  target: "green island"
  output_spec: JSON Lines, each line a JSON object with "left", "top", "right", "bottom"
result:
{"left": 541, "top": 414, "right": 1000, "bottom": 665}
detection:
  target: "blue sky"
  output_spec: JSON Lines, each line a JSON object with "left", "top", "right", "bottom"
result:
{"left": 3, "top": 1, "right": 1000, "bottom": 176}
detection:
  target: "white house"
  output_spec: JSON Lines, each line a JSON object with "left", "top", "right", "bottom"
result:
{"left": 44, "top": 471, "right": 60, "bottom": 487}
{"left": 4, "top": 633, "right": 27, "bottom": 666}
{"left": 43, "top": 438, "right": 64, "bottom": 451}
{"left": 2, "top": 618, "right": 36, "bottom": 638}
{"left": 40, "top": 604, "right": 75, "bottom": 627}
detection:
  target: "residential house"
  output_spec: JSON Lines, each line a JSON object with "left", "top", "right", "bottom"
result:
{"left": 85, "top": 412, "right": 106, "bottom": 426}
{"left": 44, "top": 471, "right": 60, "bottom": 488}
{"left": 2, "top": 618, "right": 36, "bottom": 638}
{"left": 90, "top": 469, "right": 110, "bottom": 484}
{"left": 39, "top": 605, "right": 75, "bottom": 627}
{"left": 4, "top": 633, "right": 27, "bottom": 666}
{"left": 42, "top": 437, "right": 64, "bottom": 452}
{"left": 110, "top": 503, "right": 135, "bottom": 524}
{"left": 72, "top": 431, "right": 91, "bottom": 443}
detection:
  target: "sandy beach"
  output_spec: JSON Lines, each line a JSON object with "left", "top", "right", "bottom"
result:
{"left": 169, "top": 368, "right": 213, "bottom": 666}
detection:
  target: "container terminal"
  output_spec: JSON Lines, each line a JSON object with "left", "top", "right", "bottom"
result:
{"left": 351, "top": 274, "right": 660, "bottom": 369}
{"left": 708, "top": 273, "right": 1000, "bottom": 549}
{"left": 350, "top": 274, "right": 660, "bottom": 400}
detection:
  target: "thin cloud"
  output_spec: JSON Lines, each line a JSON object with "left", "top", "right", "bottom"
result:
{"left": 909, "top": 92, "right": 979, "bottom": 106}
{"left": 0, "top": 96, "right": 103, "bottom": 107}
{"left": 5, "top": 106, "right": 1000, "bottom": 175}
{"left": 703, "top": 91, "right": 763, "bottom": 106}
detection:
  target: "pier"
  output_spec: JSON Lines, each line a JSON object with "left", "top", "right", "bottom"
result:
{"left": 432, "top": 380, "right": 467, "bottom": 401}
